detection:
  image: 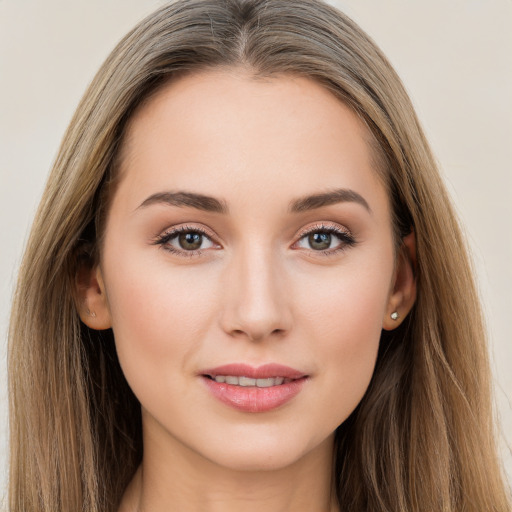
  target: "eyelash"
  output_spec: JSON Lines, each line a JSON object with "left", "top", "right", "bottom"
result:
{"left": 153, "top": 222, "right": 356, "bottom": 258}
{"left": 153, "top": 224, "right": 217, "bottom": 258}
{"left": 294, "top": 223, "right": 356, "bottom": 256}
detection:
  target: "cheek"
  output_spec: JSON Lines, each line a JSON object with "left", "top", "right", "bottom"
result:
{"left": 102, "top": 249, "right": 220, "bottom": 386}
{"left": 295, "top": 258, "right": 392, "bottom": 422}
{"left": 297, "top": 251, "right": 392, "bottom": 343}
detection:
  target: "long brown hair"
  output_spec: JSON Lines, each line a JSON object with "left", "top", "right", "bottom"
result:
{"left": 8, "top": 0, "right": 511, "bottom": 510}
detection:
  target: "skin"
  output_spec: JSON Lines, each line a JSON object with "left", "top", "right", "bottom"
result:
{"left": 80, "top": 69, "right": 416, "bottom": 512}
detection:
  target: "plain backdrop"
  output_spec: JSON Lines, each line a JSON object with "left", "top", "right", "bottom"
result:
{"left": 1, "top": 0, "right": 511, "bottom": 497}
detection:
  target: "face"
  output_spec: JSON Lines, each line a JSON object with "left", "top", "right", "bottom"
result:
{"left": 81, "top": 69, "right": 415, "bottom": 472}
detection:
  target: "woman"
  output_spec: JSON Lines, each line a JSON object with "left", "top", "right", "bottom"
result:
{"left": 7, "top": 0, "right": 511, "bottom": 510}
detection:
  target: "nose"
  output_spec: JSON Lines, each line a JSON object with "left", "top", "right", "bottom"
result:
{"left": 219, "top": 244, "right": 292, "bottom": 342}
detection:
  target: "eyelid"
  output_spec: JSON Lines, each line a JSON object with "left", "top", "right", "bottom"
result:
{"left": 157, "top": 223, "right": 219, "bottom": 243}
{"left": 294, "top": 221, "right": 352, "bottom": 240}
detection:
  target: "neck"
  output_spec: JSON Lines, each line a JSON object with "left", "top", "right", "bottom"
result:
{"left": 119, "top": 424, "right": 339, "bottom": 512}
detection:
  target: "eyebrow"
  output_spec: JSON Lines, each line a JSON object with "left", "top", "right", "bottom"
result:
{"left": 137, "top": 191, "right": 229, "bottom": 214}
{"left": 137, "top": 187, "right": 371, "bottom": 215}
{"left": 288, "top": 188, "right": 371, "bottom": 214}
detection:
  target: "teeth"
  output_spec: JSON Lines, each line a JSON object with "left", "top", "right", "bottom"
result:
{"left": 256, "top": 378, "right": 274, "bottom": 388}
{"left": 239, "top": 376, "right": 256, "bottom": 386}
{"left": 212, "top": 375, "right": 289, "bottom": 387}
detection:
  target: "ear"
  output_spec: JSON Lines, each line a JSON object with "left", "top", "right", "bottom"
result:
{"left": 76, "top": 264, "right": 112, "bottom": 330}
{"left": 382, "top": 230, "right": 417, "bottom": 331}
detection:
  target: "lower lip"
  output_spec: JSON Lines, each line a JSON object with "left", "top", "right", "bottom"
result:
{"left": 202, "top": 376, "right": 307, "bottom": 413}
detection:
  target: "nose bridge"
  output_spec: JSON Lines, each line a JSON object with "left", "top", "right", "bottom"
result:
{"left": 220, "top": 239, "right": 291, "bottom": 341}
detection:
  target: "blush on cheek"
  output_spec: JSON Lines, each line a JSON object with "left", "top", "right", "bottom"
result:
{"left": 324, "top": 340, "right": 380, "bottom": 429}
{"left": 306, "top": 288, "right": 383, "bottom": 421}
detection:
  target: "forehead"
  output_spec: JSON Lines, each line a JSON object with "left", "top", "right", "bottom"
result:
{"left": 114, "top": 69, "right": 388, "bottom": 215}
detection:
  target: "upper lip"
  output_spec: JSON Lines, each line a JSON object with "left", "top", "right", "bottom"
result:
{"left": 200, "top": 363, "right": 307, "bottom": 380}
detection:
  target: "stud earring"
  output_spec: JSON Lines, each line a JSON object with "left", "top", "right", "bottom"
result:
{"left": 390, "top": 311, "right": 399, "bottom": 321}
{"left": 87, "top": 309, "right": 97, "bottom": 318}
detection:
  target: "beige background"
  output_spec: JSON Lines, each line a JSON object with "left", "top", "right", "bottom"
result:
{"left": 1, "top": 0, "right": 511, "bottom": 496}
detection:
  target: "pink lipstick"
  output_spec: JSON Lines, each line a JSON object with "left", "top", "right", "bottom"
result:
{"left": 200, "top": 363, "right": 308, "bottom": 413}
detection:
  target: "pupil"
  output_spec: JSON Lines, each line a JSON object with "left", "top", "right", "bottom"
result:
{"left": 179, "top": 232, "right": 202, "bottom": 250}
{"left": 309, "top": 232, "right": 331, "bottom": 250}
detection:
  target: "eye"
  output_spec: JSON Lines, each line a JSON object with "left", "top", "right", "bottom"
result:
{"left": 294, "top": 224, "right": 356, "bottom": 254}
{"left": 174, "top": 231, "right": 212, "bottom": 251}
{"left": 154, "top": 225, "right": 218, "bottom": 255}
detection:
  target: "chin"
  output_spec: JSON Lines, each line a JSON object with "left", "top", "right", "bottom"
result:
{"left": 193, "top": 427, "right": 334, "bottom": 473}
{"left": 205, "top": 447, "right": 309, "bottom": 473}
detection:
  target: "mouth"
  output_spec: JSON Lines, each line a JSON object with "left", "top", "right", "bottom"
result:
{"left": 203, "top": 375, "right": 294, "bottom": 387}
{"left": 200, "top": 363, "right": 308, "bottom": 413}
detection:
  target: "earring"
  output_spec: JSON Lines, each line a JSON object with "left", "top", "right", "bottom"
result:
{"left": 87, "top": 309, "right": 97, "bottom": 318}
{"left": 390, "top": 311, "right": 399, "bottom": 321}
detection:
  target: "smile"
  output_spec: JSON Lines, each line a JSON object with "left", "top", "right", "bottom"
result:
{"left": 200, "top": 363, "right": 308, "bottom": 412}
{"left": 206, "top": 375, "right": 291, "bottom": 387}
